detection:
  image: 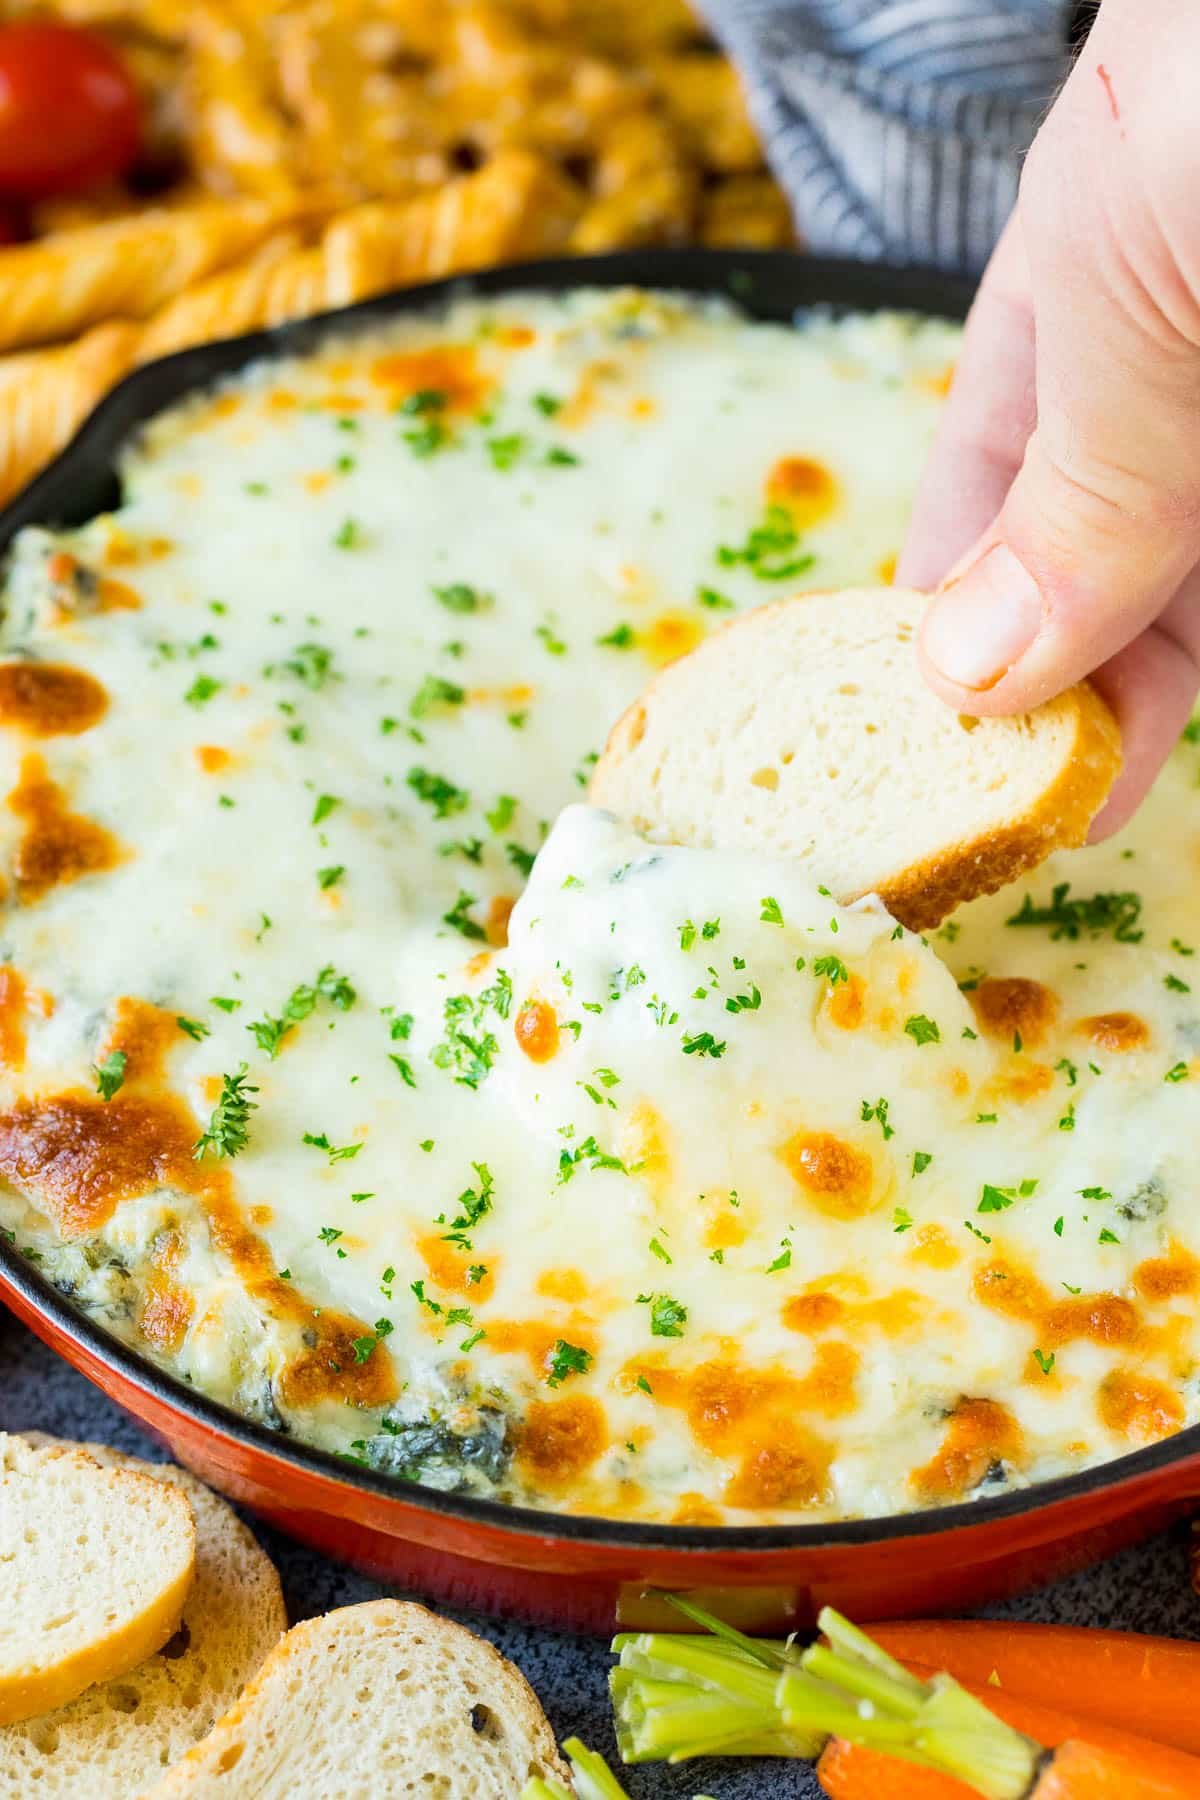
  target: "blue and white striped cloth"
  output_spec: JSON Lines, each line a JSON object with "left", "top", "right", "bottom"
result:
{"left": 698, "top": 0, "right": 1076, "bottom": 273}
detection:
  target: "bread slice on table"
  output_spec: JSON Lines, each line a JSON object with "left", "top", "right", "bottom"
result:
{"left": 0, "top": 1433, "right": 196, "bottom": 1726}
{"left": 0, "top": 1436, "right": 285, "bottom": 1799}
{"left": 590, "top": 586, "right": 1121, "bottom": 932}
{"left": 142, "top": 1599, "right": 570, "bottom": 1799}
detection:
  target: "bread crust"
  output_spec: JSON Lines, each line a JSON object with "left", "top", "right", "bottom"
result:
{"left": 876, "top": 679, "right": 1121, "bottom": 931}
{"left": 591, "top": 589, "right": 1122, "bottom": 932}
{"left": 143, "top": 1599, "right": 571, "bottom": 1796}
{"left": 0, "top": 1436, "right": 196, "bottom": 1726}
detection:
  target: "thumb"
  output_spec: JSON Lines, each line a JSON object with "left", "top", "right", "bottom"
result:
{"left": 918, "top": 17, "right": 1200, "bottom": 714}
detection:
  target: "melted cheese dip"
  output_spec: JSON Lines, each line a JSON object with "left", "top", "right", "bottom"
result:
{"left": 0, "top": 287, "right": 1194, "bottom": 1526}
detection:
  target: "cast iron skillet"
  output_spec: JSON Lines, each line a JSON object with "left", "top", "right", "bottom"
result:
{"left": 3, "top": 251, "right": 1195, "bottom": 1627}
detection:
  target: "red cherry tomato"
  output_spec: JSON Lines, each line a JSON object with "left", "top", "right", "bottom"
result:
{"left": 0, "top": 24, "right": 140, "bottom": 197}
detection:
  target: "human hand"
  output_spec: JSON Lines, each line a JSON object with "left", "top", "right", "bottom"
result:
{"left": 898, "top": 0, "right": 1200, "bottom": 837}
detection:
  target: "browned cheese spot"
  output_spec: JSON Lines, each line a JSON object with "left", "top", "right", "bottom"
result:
{"left": 0, "top": 966, "right": 27, "bottom": 1072}
{"left": 8, "top": 754, "right": 122, "bottom": 903}
{"left": 1077, "top": 1012, "right": 1150, "bottom": 1053}
{"left": 0, "top": 662, "right": 108, "bottom": 737}
{"left": 1097, "top": 1370, "right": 1183, "bottom": 1444}
{"left": 970, "top": 977, "right": 1059, "bottom": 1048}
{"left": 517, "top": 1396, "right": 607, "bottom": 1488}
{"left": 910, "top": 1397, "right": 1024, "bottom": 1504}
{"left": 514, "top": 998, "right": 559, "bottom": 1063}
{"left": 777, "top": 1130, "right": 875, "bottom": 1219}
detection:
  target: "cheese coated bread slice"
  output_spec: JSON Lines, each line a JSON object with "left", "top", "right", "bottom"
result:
{"left": 590, "top": 587, "right": 1121, "bottom": 931}
{"left": 143, "top": 1599, "right": 570, "bottom": 1798}
{"left": 0, "top": 1438, "right": 285, "bottom": 1799}
{"left": 0, "top": 1434, "right": 195, "bottom": 1726}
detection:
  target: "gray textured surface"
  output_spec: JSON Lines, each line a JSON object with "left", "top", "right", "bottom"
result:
{"left": 3, "top": 1304, "right": 1198, "bottom": 1798}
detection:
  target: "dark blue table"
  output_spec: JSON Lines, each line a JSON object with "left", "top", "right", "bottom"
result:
{"left": 4, "top": 1305, "right": 1196, "bottom": 1798}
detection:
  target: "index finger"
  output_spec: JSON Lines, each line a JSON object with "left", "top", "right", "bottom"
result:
{"left": 896, "top": 217, "right": 1037, "bottom": 589}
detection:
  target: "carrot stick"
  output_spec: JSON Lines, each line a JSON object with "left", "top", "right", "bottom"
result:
{"left": 872, "top": 1622, "right": 1200, "bottom": 1757}
{"left": 1033, "top": 1738, "right": 1200, "bottom": 1800}
{"left": 817, "top": 1737, "right": 977, "bottom": 1799}
{"left": 816, "top": 1673, "right": 1200, "bottom": 1800}
{"left": 904, "top": 1664, "right": 1200, "bottom": 1785}
{"left": 819, "top": 1733, "right": 1200, "bottom": 1800}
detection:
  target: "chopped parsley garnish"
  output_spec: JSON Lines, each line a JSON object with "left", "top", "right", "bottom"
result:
{"left": 93, "top": 1050, "right": 126, "bottom": 1102}
{"left": 317, "top": 864, "right": 345, "bottom": 890}
{"left": 1098, "top": 1226, "right": 1121, "bottom": 1245}
{"left": 410, "top": 674, "right": 465, "bottom": 718}
{"left": 903, "top": 1014, "right": 941, "bottom": 1046}
{"left": 696, "top": 585, "right": 735, "bottom": 611}
{"left": 407, "top": 767, "right": 469, "bottom": 819}
{"left": 194, "top": 1064, "right": 258, "bottom": 1160}
{"left": 333, "top": 517, "right": 365, "bottom": 550}
{"left": 276, "top": 642, "right": 338, "bottom": 690}
{"left": 546, "top": 1339, "right": 592, "bottom": 1387}
{"left": 725, "top": 984, "right": 761, "bottom": 1014}
{"left": 441, "top": 838, "right": 484, "bottom": 864}
{"left": 442, "top": 890, "right": 486, "bottom": 940}
{"left": 1165, "top": 973, "right": 1192, "bottom": 994}
{"left": 1165, "top": 1061, "right": 1190, "bottom": 1083}
{"left": 246, "top": 966, "right": 355, "bottom": 1058}
{"left": 485, "top": 793, "right": 517, "bottom": 832}
{"left": 389, "top": 1055, "right": 416, "bottom": 1087}
{"left": 532, "top": 392, "right": 562, "bottom": 416}
{"left": 535, "top": 621, "right": 567, "bottom": 656}
{"left": 506, "top": 842, "right": 536, "bottom": 878}
{"left": 681, "top": 1031, "right": 726, "bottom": 1058}
{"left": 642, "top": 1293, "right": 687, "bottom": 1338}
{"left": 303, "top": 1131, "right": 363, "bottom": 1163}
{"left": 760, "top": 896, "right": 784, "bottom": 925}
{"left": 545, "top": 446, "right": 580, "bottom": 467}
{"left": 716, "top": 505, "right": 815, "bottom": 582}
{"left": 860, "top": 1097, "right": 894, "bottom": 1140}
{"left": 912, "top": 1150, "right": 933, "bottom": 1176}
{"left": 430, "top": 981, "right": 506, "bottom": 1088}
{"left": 812, "top": 954, "right": 848, "bottom": 986}
{"left": 210, "top": 996, "right": 241, "bottom": 1013}
{"left": 184, "top": 675, "right": 221, "bottom": 708}
{"left": 1032, "top": 1349, "right": 1055, "bottom": 1376}
{"left": 597, "top": 623, "right": 635, "bottom": 649}
{"left": 892, "top": 1206, "right": 914, "bottom": 1233}
{"left": 679, "top": 920, "right": 697, "bottom": 951}
{"left": 978, "top": 1178, "right": 1038, "bottom": 1213}
{"left": 352, "top": 1320, "right": 394, "bottom": 1364}
{"left": 311, "top": 793, "right": 340, "bottom": 826}
{"left": 401, "top": 388, "right": 447, "bottom": 416}
{"left": 176, "top": 1016, "right": 209, "bottom": 1041}
{"left": 487, "top": 433, "right": 525, "bottom": 470}
{"left": 433, "top": 582, "right": 488, "bottom": 614}
{"left": 557, "top": 1135, "right": 632, "bottom": 1184}
{"left": 1005, "top": 883, "right": 1143, "bottom": 943}
{"left": 442, "top": 1162, "right": 494, "bottom": 1250}
{"left": 403, "top": 419, "right": 447, "bottom": 457}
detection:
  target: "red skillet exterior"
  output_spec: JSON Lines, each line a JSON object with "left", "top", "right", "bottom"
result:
{"left": 3, "top": 249, "right": 1199, "bottom": 1635}
{"left": 5, "top": 1271, "right": 1200, "bottom": 1635}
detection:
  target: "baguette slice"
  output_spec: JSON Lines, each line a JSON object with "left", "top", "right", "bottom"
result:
{"left": 590, "top": 587, "right": 1121, "bottom": 931}
{"left": 0, "top": 1434, "right": 196, "bottom": 1726}
{"left": 0, "top": 1438, "right": 285, "bottom": 1800}
{"left": 143, "top": 1599, "right": 570, "bottom": 1799}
